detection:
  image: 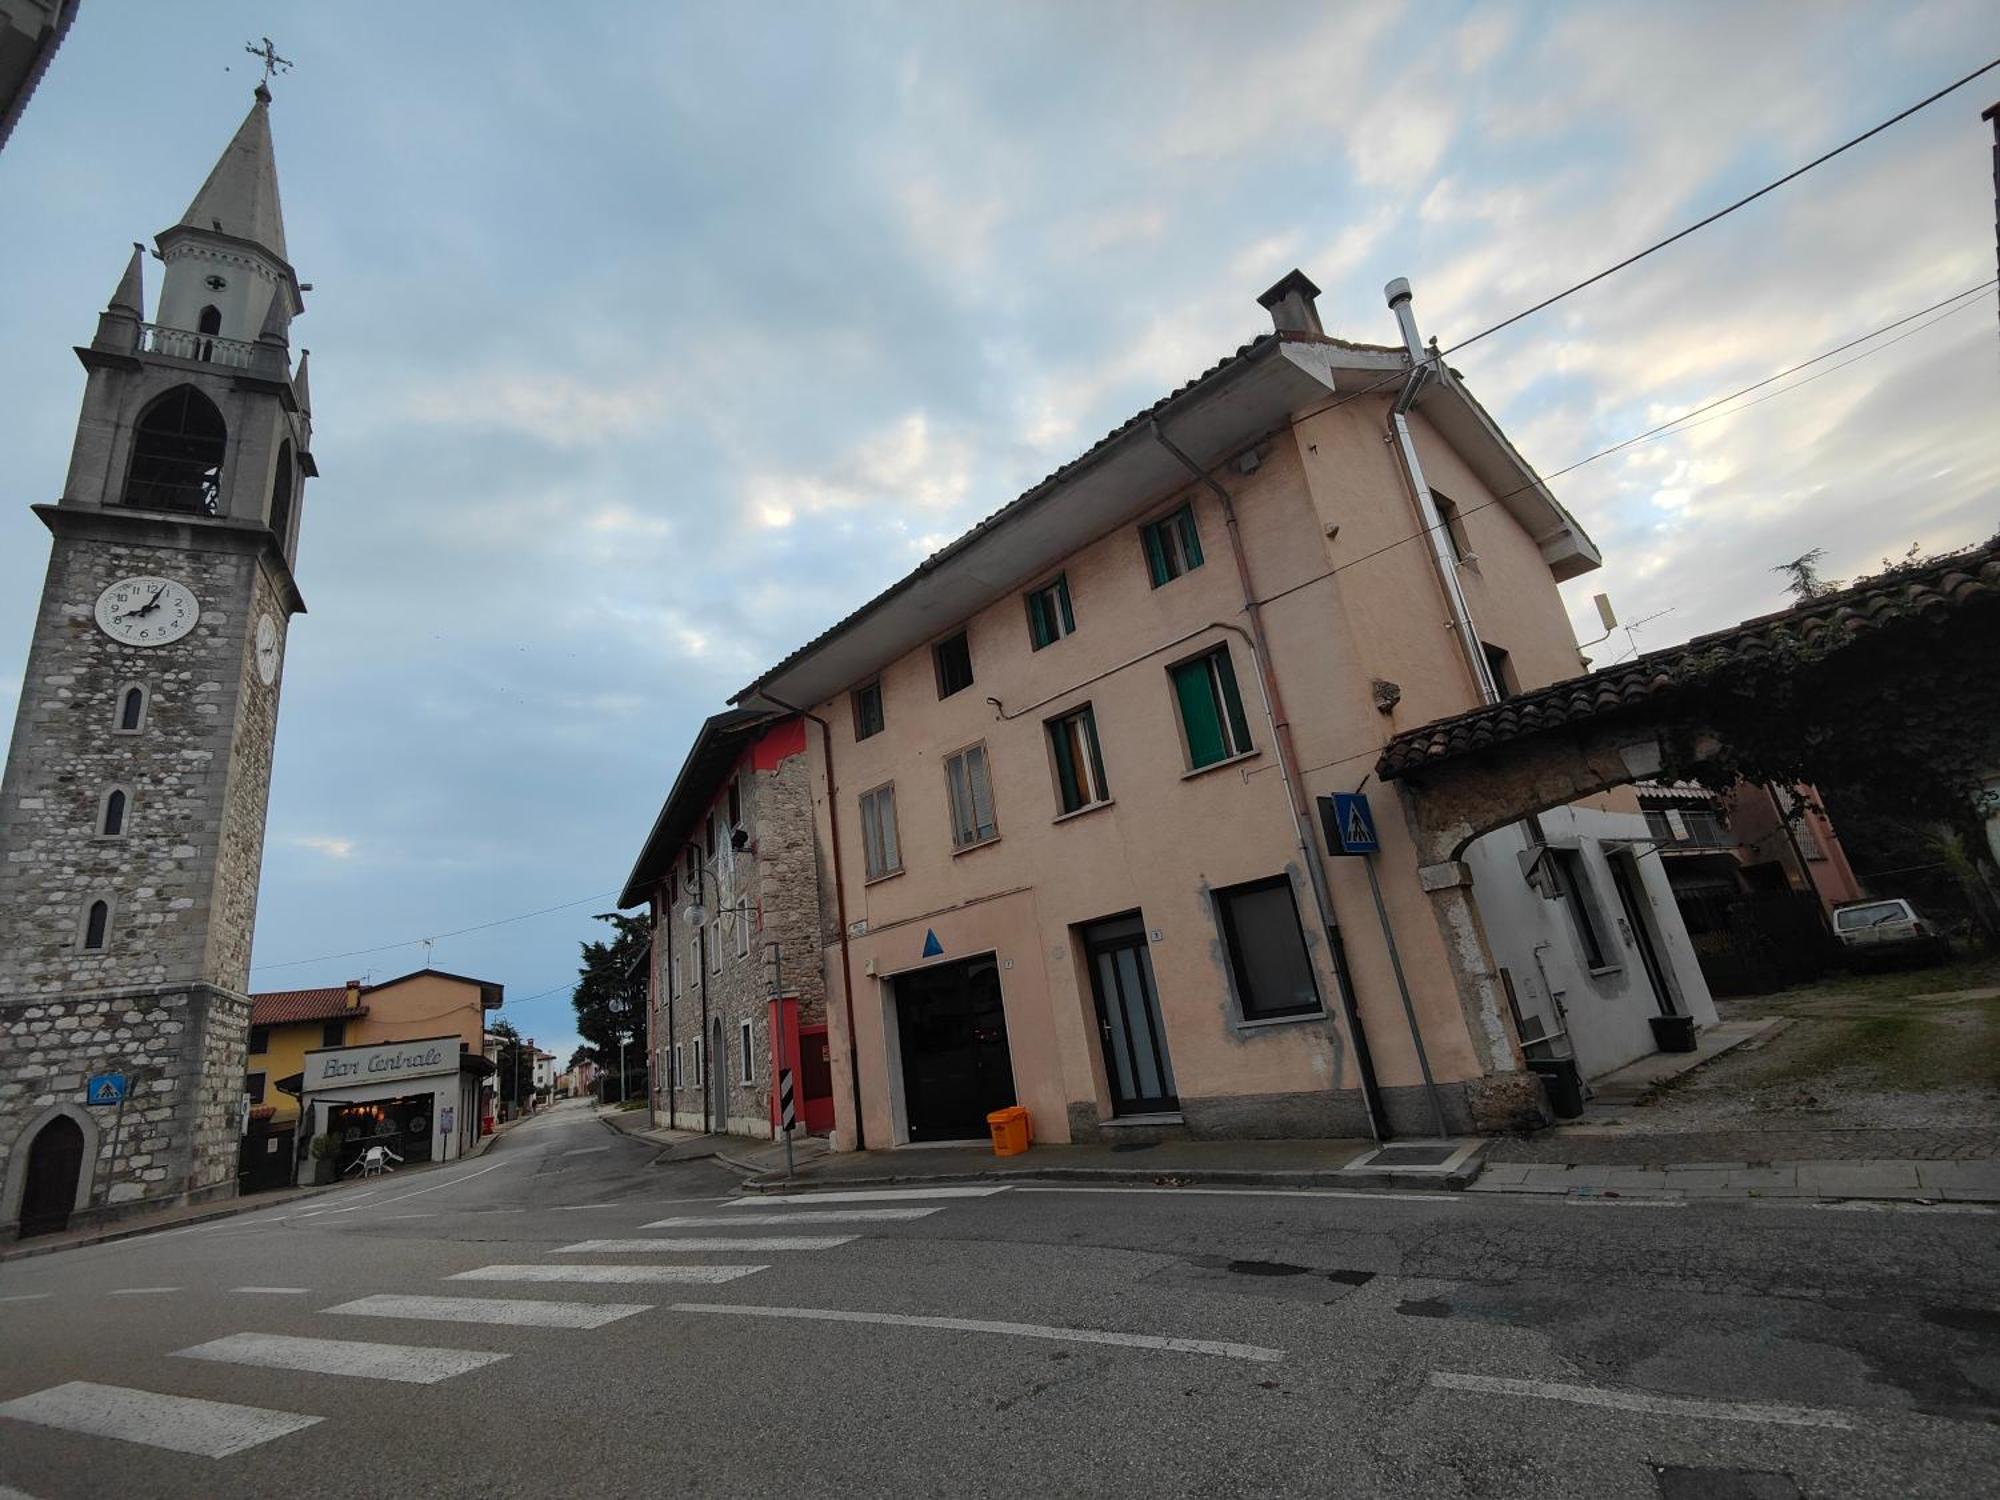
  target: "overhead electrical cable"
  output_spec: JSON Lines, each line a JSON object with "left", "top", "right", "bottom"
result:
{"left": 250, "top": 887, "right": 622, "bottom": 974}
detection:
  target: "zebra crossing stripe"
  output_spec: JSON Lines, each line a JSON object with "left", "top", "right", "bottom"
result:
{"left": 641, "top": 1209, "right": 939, "bottom": 1227}
{"left": 551, "top": 1236, "right": 856, "bottom": 1253}
{"left": 175, "top": 1332, "right": 508, "bottom": 1385}
{"left": 0, "top": 1381, "right": 321, "bottom": 1457}
{"left": 729, "top": 1186, "right": 1008, "bottom": 1205}
{"left": 326, "top": 1294, "right": 650, "bottom": 1329}
{"left": 448, "top": 1263, "right": 765, "bottom": 1285}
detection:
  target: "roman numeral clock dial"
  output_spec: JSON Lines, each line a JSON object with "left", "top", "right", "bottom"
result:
{"left": 94, "top": 576, "right": 200, "bottom": 646}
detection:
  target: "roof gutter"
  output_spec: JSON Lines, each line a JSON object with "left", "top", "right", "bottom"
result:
{"left": 1384, "top": 278, "right": 1501, "bottom": 707}
{"left": 1149, "top": 420, "right": 1387, "bottom": 1142}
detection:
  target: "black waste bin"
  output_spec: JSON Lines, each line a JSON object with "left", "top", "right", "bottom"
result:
{"left": 1527, "top": 1056, "right": 1584, "bottom": 1119}
{"left": 1649, "top": 1014, "right": 1697, "bottom": 1053}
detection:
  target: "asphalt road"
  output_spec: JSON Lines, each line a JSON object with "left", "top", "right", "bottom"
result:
{"left": 1, "top": 1100, "right": 1996, "bottom": 1499}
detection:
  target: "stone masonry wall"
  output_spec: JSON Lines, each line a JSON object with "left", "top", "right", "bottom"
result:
{"left": 656, "top": 740, "right": 827, "bottom": 1138}
{"left": 203, "top": 559, "right": 286, "bottom": 993}
{"left": 0, "top": 983, "right": 246, "bottom": 1231}
{"left": 0, "top": 533, "right": 257, "bottom": 996}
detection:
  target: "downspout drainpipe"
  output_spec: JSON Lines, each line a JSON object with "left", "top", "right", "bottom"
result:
{"left": 759, "top": 693, "right": 866, "bottom": 1151}
{"left": 1384, "top": 279, "right": 1501, "bottom": 707}
{"left": 1150, "top": 420, "right": 1388, "bottom": 1143}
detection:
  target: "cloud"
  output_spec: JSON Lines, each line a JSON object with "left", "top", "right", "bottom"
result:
{"left": 295, "top": 835, "right": 356, "bottom": 860}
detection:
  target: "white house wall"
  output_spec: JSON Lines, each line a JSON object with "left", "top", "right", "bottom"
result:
{"left": 1466, "top": 806, "right": 1717, "bottom": 1082}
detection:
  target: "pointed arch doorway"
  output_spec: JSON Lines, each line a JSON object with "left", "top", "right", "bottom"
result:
{"left": 20, "top": 1116, "right": 86, "bottom": 1238}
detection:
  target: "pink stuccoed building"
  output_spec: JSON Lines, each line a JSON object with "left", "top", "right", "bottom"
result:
{"left": 687, "top": 270, "right": 1715, "bottom": 1151}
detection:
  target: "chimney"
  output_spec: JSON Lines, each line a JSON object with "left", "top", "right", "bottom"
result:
{"left": 1384, "top": 277, "right": 1425, "bottom": 364}
{"left": 1257, "top": 268, "right": 1324, "bottom": 336}
{"left": 345, "top": 979, "right": 361, "bottom": 1009}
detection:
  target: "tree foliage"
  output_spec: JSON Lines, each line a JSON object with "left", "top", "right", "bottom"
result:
{"left": 570, "top": 911, "right": 649, "bottom": 1089}
{"left": 488, "top": 1018, "right": 527, "bottom": 1109}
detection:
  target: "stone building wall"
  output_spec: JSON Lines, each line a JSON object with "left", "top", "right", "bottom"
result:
{"left": 0, "top": 983, "right": 246, "bottom": 1233}
{"left": 0, "top": 531, "right": 256, "bottom": 997}
{"left": 203, "top": 559, "right": 286, "bottom": 993}
{"left": 655, "top": 736, "right": 826, "bottom": 1139}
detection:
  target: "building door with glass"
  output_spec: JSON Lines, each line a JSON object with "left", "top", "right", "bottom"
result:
{"left": 1082, "top": 915, "right": 1179, "bottom": 1116}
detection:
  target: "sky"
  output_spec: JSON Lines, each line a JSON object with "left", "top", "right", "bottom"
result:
{"left": 2, "top": 2, "right": 1996, "bottom": 1065}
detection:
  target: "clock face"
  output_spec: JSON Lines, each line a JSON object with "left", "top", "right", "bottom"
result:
{"left": 255, "top": 614, "right": 280, "bottom": 685}
{"left": 95, "top": 577, "right": 199, "bottom": 647}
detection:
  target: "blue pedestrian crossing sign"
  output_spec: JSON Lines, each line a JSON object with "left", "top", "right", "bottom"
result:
{"left": 1318, "top": 793, "right": 1381, "bottom": 857}
{"left": 921, "top": 929, "right": 944, "bottom": 959}
{"left": 86, "top": 1072, "right": 127, "bottom": 1106}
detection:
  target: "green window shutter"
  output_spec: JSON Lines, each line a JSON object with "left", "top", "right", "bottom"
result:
{"left": 1056, "top": 575, "right": 1075, "bottom": 634}
{"left": 1173, "top": 659, "right": 1227, "bottom": 767}
{"left": 1050, "top": 718, "right": 1080, "bottom": 812}
{"left": 1178, "top": 507, "right": 1204, "bottom": 569}
{"left": 1213, "top": 648, "right": 1252, "bottom": 754}
{"left": 1026, "top": 591, "right": 1051, "bottom": 649}
{"left": 1143, "top": 523, "right": 1170, "bottom": 587}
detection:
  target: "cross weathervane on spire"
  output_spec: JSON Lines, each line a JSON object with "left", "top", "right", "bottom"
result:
{"left": 244, "top": 36, "right": 292, "bottom": 86}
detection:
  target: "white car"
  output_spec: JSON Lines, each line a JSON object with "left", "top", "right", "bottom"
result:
{"left": 1832, "top": 899, "right": 1948, "bottom": 967}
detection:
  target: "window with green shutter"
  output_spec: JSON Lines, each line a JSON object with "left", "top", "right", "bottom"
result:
{"left": 1170, "top": 646, "right": 1252, "bottom": 769}
{"left": 1025, "top": 574, "right": 1076, "bottom": 650}
{"left": 1047, "top": 705, "right": 1109, "bottom": 814}
{"left": 1141, "top": 504, "right": 1204, "bottom": 588}
{"left": 944, "top": 743, "right": 999, "bottom": 848}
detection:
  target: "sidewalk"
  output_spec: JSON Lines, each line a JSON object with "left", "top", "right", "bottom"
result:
{"left": 1472, "top": 1157, "right": 2000, "bottom": 1203}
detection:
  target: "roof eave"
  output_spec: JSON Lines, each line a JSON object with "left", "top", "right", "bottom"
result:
{"left": 618, "top": 709, "right": 773, "bottom": 908}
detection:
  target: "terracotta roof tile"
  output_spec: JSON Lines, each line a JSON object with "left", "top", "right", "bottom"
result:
{"left": 1379, "top": 541, "right": 2000, "bottom": 780}
{"left": 249, "top": 986, "right": 362, "bottom": 1025}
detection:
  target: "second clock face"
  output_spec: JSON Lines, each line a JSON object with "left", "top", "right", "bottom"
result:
{"left": 255, "top": 614, "right": 280, "bottom": 685}
{"left": 95, "top": 577, "right": 199, "bottom": 647}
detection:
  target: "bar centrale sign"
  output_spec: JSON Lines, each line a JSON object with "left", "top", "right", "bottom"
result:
{"left": 301, "top": 1037, "right": 459, "bottom": 1092}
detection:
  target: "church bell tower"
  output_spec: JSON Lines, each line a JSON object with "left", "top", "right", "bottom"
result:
{"left": 0, "top": 85, "right": 316, "bottom": 1236}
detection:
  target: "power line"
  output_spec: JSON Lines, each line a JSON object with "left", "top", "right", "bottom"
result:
{"left": 1252, "top": 280, "right": 1996, "bottom": 607}
{"left": 1441, "top": 57, "right": 2000, "bottom": 356}
{"left": 250, "top": 888, "right": 622, "bottom": 974}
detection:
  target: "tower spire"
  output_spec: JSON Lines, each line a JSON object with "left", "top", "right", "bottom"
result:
{"left": 107, "top": 242, "right": 145, "bottom": 319}
{"left": 174, "top": 88, "right": 288, "bottom": 261}
{"left": 292, "top": 348, "right": 312, "bottom": 415}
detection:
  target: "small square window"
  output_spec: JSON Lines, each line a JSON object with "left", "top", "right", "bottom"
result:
{"left": 244, "top": 1072, "right": 267, "bottom": 1103}
{"left": 1047, "top": 705, "right": 1109, "bottom": 814}
{"left": 1170, "top": 646, "right": 1253, "bottom": 769}
{"left": 943, "top": 743, "right": 998, "bottom": 848}
{"left": 1025, "top": 575, "right": 1076, "bottom": 650}
{"left": 934, "top": 631, "right": 974, "bottom": 699}
{"left": 852, "top": 680, "right": 885, "bottom": 740}
{"left": 321, "top": 1019, "right": 343, "bottom": 1049}
{"left": 1141, "top": 504, "right": 1205, "bottom": 588}
{"left": 249, "top": 1025, "right": 272, "bottom": 1055}
{"left": 1432, "top": 490, "right": 1472, "bottom": 564}
{"left": 1215, "top": 875, "right": 1323, "bottom": 1021}
{"left": 859, "top": 783, "right": 901, "bottom": 880}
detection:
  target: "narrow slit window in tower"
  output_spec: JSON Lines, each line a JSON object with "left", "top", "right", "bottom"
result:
{"left": 117, "top": 685, "right": 146, "bottom": 732}
{"left": 269, "top": 441, "right": 294, "bottom": 545}
{"left": 101, "top": 789, "right": 126, "bottom": 837}
{"left": 83, "top": 900, "right": 109, "bottom": 950}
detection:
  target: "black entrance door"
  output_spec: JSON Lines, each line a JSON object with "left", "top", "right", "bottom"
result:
{"left": 1082, "top": 915, "right": 1178, "bottom": 1115}
{"left": 895, "top": 955, "right": 1015, "bottom": 1142}
{"left": 1609, "top": 853, "right": 1676, "bottom": 1016}
{"left": 20, "top": 1116, "right": 85, "bottom": 1238}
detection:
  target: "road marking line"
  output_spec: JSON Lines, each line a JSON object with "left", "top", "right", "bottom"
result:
{"left": 1014, "top": 1186, "right": 1460, "bottom": 1203}
{"left": 326, "top": 1294, "right": 651, "bottom": 1329}
{"left": 642, "top": 1209, "right": 940, "bottom": 1227}
{"left": 309, "top": 1157, "right": 519, "bottom": 1216}
{"left": 107, "top": 1287, "right": 180, "bottom": 1296}
{"left": 1, "top": 1293, "right": 53, "bottom": 1303}
{"left": 553, "top": 1202, "right": 624, "bottom": 1211}
{"left": 1562, "top": 1197, "right": 1688, "bottom": 1209}
{"left": 232, "top": 1287, "right": 312, "bottom": 1295}
{"left": 386, "top": 1212, "right": 439, "bottom": 1219}
{"left": 0, "top": 1381, "right": 321, "bottom": 1457}
{"left": 562, "top": 1147, "right": 610, "bottom": 1156}
{"left": 175, "top": 1331, "right": 508, "bottom": 1385}
{"left": 450, "top": 1263, "right": 766, "bottom": 1285}
{"left": 730, "top": 1186, "right": 1010, "bottom": 1206}
{"left": 553, "top": 1236, "right": 858, "bottom": 1253}
{"left": 672, "top": 1303, "right": 1284, "bottom": 1362}
{"left": 1428, "top": 1372, "right": 1853, "bottom": 1429}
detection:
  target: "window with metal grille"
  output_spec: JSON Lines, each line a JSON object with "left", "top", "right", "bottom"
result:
{"left": 852, "top": 680, "right": 885, "bottom": 740}
{"left": 934, "top": 630, "right": 973, "bottom": 698}
{"left": 1141, "top": 503, "right": 1204, "bottom": 587}
{"left": 1025, "top": 574, "right": 1075, "bottom": 650}
{"left": 860, "top": 783, "right": 901, "bottom": 879}
{"left": 944, "top": 743, "right": 998, "bottom": 848}
{"left": 1047, "top": 705, "right": 1109, "bottom": 814}
{"left": 1214, "top": 875, "right": 1322, "bottom": 1021}
{"left": 1170, "top": 646, "right": 1252, "bottom": 769}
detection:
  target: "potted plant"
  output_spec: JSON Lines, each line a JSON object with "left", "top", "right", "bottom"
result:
{"left": 309, "top": 1131, "right": 340, "bottom": 1185}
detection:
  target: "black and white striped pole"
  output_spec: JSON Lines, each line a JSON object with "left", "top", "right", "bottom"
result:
{"left": 766, "top": 940, "right": 794, "bottom": 1177}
